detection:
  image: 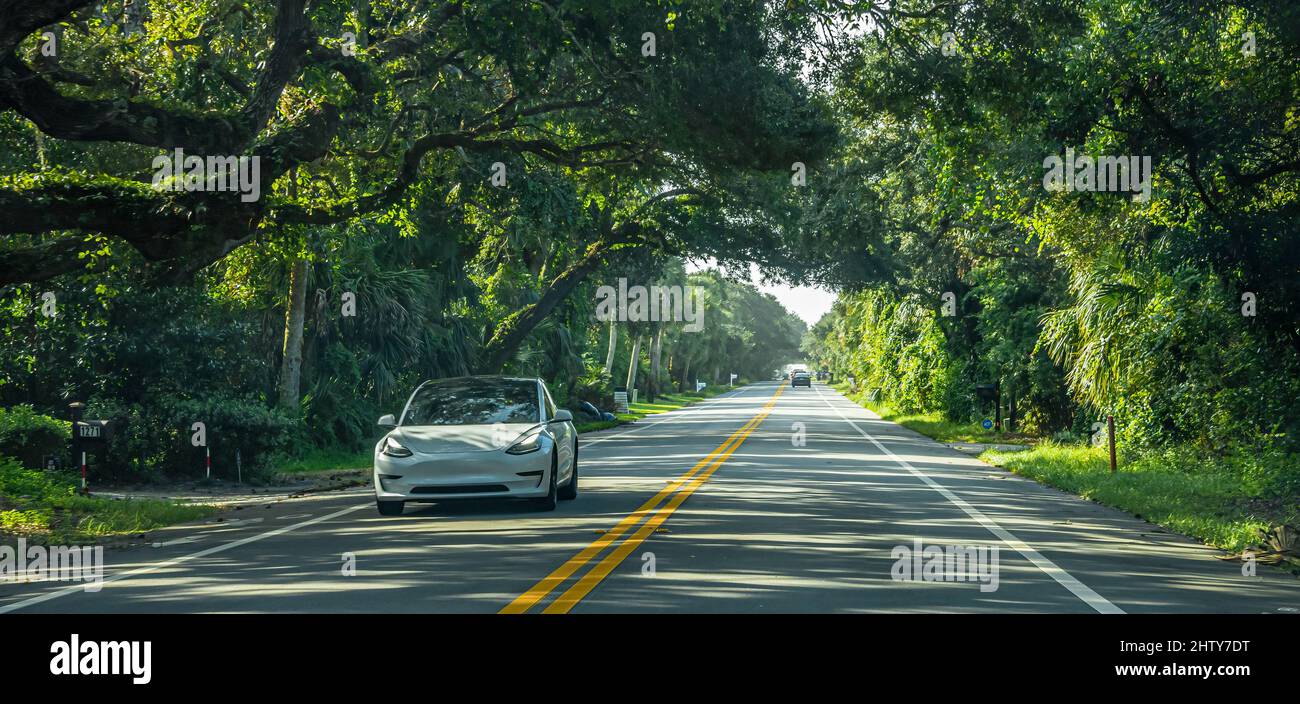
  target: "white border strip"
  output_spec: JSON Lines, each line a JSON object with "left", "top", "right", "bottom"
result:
{"left": 813, "top": 384, "right": 1124, "bottom": 614}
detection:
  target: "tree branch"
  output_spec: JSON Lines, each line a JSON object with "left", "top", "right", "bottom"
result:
{"left": 0, "top": 0, "right": 95, "bottom": 56}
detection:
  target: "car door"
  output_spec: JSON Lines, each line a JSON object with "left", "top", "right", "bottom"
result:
{"left": 540, "top": 381, "right": 575, "bottom": 481}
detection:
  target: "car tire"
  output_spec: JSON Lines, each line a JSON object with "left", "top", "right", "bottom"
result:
{"left": 558, "top": 439, "right": 578, "bottom": 501}
{"left": 533, "top": 451, "right": 558, "bottom": 511}
{"left": 376, "top": 499, "right": 404, "bottom": 516}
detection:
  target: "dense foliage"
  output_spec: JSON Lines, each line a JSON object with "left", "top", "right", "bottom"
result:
{"left": 0, "top": 0, "right": 813, "bottom": 480}
{"left": 2, "top": 0, "right": 1296, "bottom": 497}
{"left": 799, "top": 0, "right": 1300, "bottom": 460}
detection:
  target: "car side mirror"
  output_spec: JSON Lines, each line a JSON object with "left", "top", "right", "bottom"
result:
{"left": 377, "top": 414, "right": 397, "bottom": 429}
{"left": 552, "top": 409, "right": 573, "bottom": 423}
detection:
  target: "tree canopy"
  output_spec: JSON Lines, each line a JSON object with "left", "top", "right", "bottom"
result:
{"left": 3, "top": 0, "right": 1298, "bottom": 483}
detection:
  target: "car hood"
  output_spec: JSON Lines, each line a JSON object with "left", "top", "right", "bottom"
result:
{"left": 391, "top": 423, "right": 540, "bottom": 454}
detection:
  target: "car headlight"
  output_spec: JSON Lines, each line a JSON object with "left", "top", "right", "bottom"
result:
{"left": 505, "top": 428, "right": 544, "bottom": 455}
{"left": 380, "top": 436, "right": 413, "bottom": 458}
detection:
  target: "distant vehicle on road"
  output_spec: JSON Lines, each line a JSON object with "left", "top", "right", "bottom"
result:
{"left": 372, "top": 376, "right": 578, "bottom": 515}
{"left": 791, "top": 370, "right": 812, "bottom": 388}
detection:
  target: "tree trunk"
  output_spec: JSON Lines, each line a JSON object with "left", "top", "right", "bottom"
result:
{"left": 679, "top": 356, "right": 691, "bottom": 392}
{"left": 479, "top": 239, "right": 626, "bottom": 373}
{"left": 603, "top": 321, "right": 618, "bottom": 375}
{"left": 277, "top": 257, "right": 309, "bottom": 410}
{"left": 648, "top": 328, "right": 663, "bottom": 402}
{"left": 666, "top": 352, "right": 675, "bottom": 394}
{"left": 625, "top": 335, "right": 642, "bottom": 393}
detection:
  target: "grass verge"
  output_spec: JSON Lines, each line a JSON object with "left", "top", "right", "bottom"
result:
{"left": 0, "top": 456, "right": 215, "bottom": 544}
{"left": 579, "top": 385, "right": 733, "bottom": 433}
{"left": 982, "top": 444, "right": 1296, "bottom": 554}
{"left": 270, "top": 447, "right": 372, "bottom": 475}
{"left": 574, "top": 420, "right": 621, "bottom": 434}
{"left": 835, "top": 383, "right": 1034, "bottom": 444}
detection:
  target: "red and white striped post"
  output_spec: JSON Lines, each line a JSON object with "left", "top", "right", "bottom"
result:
{"left": 205, "top": 446, "right": 211, "bottom": 479}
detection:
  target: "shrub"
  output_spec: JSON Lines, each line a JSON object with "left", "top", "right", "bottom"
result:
{"left": 0, "top": 452, "right": 74, "bottom": 501}
{"left": 1051, "top": 429, "right": 1084, "bottom": 445}
{"left": 86, "top": 395, "right": 296, "bottom": 482}
{"left": 0, "top": 405, "right": 70, "bottom": 468}
{"left": 568, "top": 366, "right": 613, "bottom": 409}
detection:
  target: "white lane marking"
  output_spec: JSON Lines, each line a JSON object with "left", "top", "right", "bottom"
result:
{"left": 151, "top": 536, "right": 201, "bottom": 548}
{"left": 0, "top": 502, "right": 370, "bottom": 614}
{"left": 580, "top": 385, "right": 751, "bottom": 448}
{"left": 214, "top": 517, "right": 264, "bottom": 527}
{"left": 812, "top": 384, "right": 1124, "bottom": 614}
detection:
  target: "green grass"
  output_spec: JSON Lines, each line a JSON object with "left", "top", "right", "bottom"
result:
{"left": 628, "top": 393, "right": 697, "bottom": 416}
{"left": 270, "top": 447, "right": 371, "bottom": 475}
{"left": 580, "top": 386, "right": 733, "bottom": 433}
{"left": 981, "top": 444, "right": 1289, "bottom": 553}
{"left": 836, "top": 384, "right": 1033, "bottom": 444}
{"left": 0, "top": 456, "right": 215, "bottom": 544}
{"left": 627, "top": 387, "right": 729, "bottom": 417}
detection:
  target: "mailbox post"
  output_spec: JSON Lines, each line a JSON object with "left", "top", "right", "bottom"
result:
{"left": 68, "top": 402, "right": 113, "bottom": 492}
{"left": 68, "top": 402, "right": 85, "bottom": 491}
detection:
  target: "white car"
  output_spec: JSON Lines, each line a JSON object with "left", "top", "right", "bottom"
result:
{"left": 373, "top": 376, "right": 578, "bottom": 515}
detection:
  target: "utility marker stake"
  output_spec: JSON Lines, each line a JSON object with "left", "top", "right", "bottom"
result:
{"left": 1107, "top": 415, "right": 1117, "bottom": 473}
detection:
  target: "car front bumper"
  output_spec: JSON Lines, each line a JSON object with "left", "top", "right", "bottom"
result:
{"left": 373, "top": 445, "right": 552, "bottom": 502}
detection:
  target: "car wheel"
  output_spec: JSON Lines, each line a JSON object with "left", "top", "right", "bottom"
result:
{"left": 558, "top": 439, "right": 578, "bottom": 501}
{"left": 376, "top": 499, "right": 404, "bottom": 516}
{"left": 533, "top": 451, "right": 558, "bottom": 511}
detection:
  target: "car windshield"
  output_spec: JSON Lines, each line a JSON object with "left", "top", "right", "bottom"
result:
{"left": 402, "top": 378, "right": 539, "bottom": 426}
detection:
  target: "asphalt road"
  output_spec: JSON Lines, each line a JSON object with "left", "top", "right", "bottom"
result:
{"left": 3, "top": 382, "right": 1297, "bottom": 614}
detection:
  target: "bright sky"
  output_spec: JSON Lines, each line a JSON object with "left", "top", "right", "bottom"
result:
{"left": 686, "top": 259, "right": 838, "bottom": 327}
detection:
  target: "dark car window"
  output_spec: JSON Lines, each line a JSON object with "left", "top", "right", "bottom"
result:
{"left": 402, "top": 378, "right": 540, "bottom": 425}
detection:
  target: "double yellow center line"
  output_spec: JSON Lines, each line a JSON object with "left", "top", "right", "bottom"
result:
{"left": 500, "top": 384, "right": 786, "bottom": 614}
